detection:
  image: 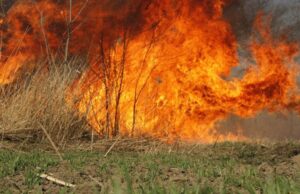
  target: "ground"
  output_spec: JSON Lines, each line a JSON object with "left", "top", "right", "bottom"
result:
{"left": 0, "top": 140, "right": 300, "bottom": 194}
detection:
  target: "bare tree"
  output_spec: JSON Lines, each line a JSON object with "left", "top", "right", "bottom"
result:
{"left": 99, "top": 34, "right": 112, "bottom": 138}
{"left": 131, "top": 29, "right": 156, "bottom": 136}
{"left": 113, "top": 31, "right": 128, "bottom": 137}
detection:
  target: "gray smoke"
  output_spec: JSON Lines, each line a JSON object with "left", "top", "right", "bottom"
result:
{"left": 265, "top": 0, "right": 300, "bottom": 40}
{"left": 220, "top": 0, "right": 300, "bottom": 141}
{"left": 224, "top": 0, "right": 300, "bottom": 41}
{"left": 217, "top": 111, "right": 300, "bottom": 140}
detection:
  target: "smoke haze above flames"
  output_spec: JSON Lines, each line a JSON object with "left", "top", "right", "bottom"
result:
{"left": 2, "top": 0, "right": 300, "bottom": 36}
{"left": 224, "top": 0, "right": 300, "bottom": 41}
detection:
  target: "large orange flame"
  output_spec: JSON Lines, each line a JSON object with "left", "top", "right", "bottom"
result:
{"left": 0, "top": 0, "right": 299, "bottom": 142}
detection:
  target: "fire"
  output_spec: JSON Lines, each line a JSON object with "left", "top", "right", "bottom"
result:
{"left": 0, "top": 0, "right": 299, "bottom": 142}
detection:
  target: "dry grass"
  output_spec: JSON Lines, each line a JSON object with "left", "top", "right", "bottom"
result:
{"left": 0, "top": 60, "right": 90, "bottom": 146}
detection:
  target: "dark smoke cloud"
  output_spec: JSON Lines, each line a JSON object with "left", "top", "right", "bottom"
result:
{"left": 4, "top": 0, "right": 299, "bottom": 42}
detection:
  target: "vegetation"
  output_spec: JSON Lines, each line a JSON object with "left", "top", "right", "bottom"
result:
{"left": 0, "top": 141, "right": 299, "bottom": 193}
{"left": 0, "top": 61, "right": 89, "bottom": 146}
{"left": 0, "top": 1, "right": 299, "bottom": 194}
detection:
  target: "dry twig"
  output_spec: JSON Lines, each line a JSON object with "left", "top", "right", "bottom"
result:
{"left": 39, "top": 173, "right": 75, "bottom": 188}
{"left": 39, "top": 123, "right": 63, "bottom": 161}
{"left": 104, "top": 136, "right": 120, "bottom": 157}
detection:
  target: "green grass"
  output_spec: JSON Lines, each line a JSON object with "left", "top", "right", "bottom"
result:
{"left": 0, "top": 142, "right": 299, "bottom": 193}
{"left": 0, "top": 150, "right": 58, "bottom": 178}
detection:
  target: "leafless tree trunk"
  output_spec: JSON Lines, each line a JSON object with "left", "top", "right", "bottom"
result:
{"left": 98, "top": 34, "right": 112, "bottom": 138}
{"left": 113, "top": 31, "right": 128, "bottom": 137}
{"left": 93, "top": 31, "right": 129, "bottom": 138}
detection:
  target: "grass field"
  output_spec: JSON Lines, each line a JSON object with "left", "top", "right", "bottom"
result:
{"left": 0, "top": 141, "right": 299, "bottom": 194}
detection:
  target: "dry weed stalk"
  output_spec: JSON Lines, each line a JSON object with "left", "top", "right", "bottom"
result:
{"left": 0, "top": 61, "right": 89, "bottom": 146}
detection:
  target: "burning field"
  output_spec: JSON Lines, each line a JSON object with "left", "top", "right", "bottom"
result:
{"left": 0, "top": 0, "right": 300, "bottom": 193}
{"left": 0, "top": 0, "right": 300, "bottom": 142}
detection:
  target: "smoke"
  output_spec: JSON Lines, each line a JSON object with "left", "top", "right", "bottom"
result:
{"left": 224, "top": 0, "right": 300, "bottom": 41}
{"left": 266, "top": 0, "right": 300, "bottom": 40}
{"left": 217, "top": 111, "right": 300, "bottom": 140}
{"left": 221, "top": 0, "right": 300, "bottom": 140}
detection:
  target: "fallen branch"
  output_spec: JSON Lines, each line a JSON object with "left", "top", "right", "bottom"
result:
{"left": 39, "top": 173, "right": 75, "bottom": 188}
{"left": 188, "top": 144, "right": 199, "bottom": 154}
{"left": 104, "top": 136, "right": 120, "bottom": 157}
{"left": 39, "top": 123, "right": 63, "bottom": 161}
